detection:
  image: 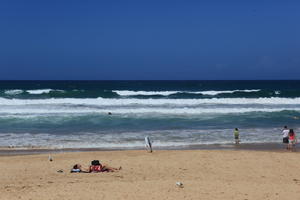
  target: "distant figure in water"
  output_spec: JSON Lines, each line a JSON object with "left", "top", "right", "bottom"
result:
{"left": 288, "top": 129, "right": 297, "bottom": 151}
{"left": 108, "top": 112, "right": 112, "bottom": 115}
{"left": 234, "top": 128, "right": 240, "bottom": 144}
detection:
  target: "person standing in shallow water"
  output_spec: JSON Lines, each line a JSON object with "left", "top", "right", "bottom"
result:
{"left": 288, "top": 129, "right": 297, "bottom": 151}
{"left": 282, "top": 126, "right": 289, "bottom": 150}
{"left": 234, "top": 128, "right": 240, "bottom": 144}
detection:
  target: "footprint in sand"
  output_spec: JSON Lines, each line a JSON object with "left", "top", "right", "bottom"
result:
{"left": 293, "top": 178, "right": 300, "bottom": 184}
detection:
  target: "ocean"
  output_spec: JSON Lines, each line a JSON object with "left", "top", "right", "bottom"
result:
{"left": 0, "top": 80, "right": 299, "bottom": 149}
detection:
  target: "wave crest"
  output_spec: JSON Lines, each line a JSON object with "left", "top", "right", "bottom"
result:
{"left": 1, "top": 97, "right": 300, "bottom": 106}
{"left": 113, "top": 89, "right": 261, "bottom": 96}
{"left": 26, "top": 89, "right": 64, "bottom": 94}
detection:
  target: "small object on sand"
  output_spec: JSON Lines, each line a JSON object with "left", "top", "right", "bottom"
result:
{"left": 145, "top": 136, "right": 152, "bottom": 153}
{"left": 57, "top": 169, "right": 64, "bottom": 173}
{"left": 48, "top": 154, "right": 53, "bottom": 162}
{"left": 176, "top": 182, "right": 184, "bottom": 188}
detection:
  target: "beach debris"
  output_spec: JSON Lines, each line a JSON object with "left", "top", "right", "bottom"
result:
{"left": 145, "top": 136, "right": 153, "bottom": 153}
{"left": 176, "top": 182, "right": 184, "bottom": 188}
{"left": 48, "top": 154, "right": 53, "bottom": 162}
{"left": 57, "top": 169, "right": 64, "bottom": 173}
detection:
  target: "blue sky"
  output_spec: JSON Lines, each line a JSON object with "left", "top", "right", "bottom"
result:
{"left": 0, "top": 0, "right": 299, "bottom": 80}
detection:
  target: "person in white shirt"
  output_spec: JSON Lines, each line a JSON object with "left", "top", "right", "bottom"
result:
{"left": 282, "top": 125, "right": 289, "bottom": 149}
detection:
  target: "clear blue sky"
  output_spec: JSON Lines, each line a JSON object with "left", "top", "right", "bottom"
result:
{"left": 0, "top": 0, "right": 299, "bottom": 80}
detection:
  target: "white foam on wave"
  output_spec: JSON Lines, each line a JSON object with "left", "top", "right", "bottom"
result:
{"left": 113, "top": 89, "right": 261, "bottom": 96}
{"left": 26, "top": 89, "right": 53, "bottom": 94}
{"left": 26, "top": 89, "right": 64, "bottom": 94}
{"left": 0, "top": 106, "right": 299, "bottom": 115}
{"left": 199, "top": 89, "right": 260, "bottom": 95}
{"left": 275, "top": 91, "right": 281, "bottom": 95}
{"left": 4, "top": 90, "right": 23, "bottom": 95}
{"left": 113, "top": 90, "right": 178, "bottom": 96}
{"left": 1, "top": 97, "right": 300, "bottom": 106}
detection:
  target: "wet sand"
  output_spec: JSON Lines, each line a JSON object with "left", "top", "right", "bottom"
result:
{"left": 0, "top": 142, "right": 287, "bottom": 156}
{"left": 1, "top": 148, "right": 300, "bottom": 200}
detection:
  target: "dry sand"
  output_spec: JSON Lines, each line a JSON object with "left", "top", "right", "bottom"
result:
{"left": 1, "top": 149, "right": 300, "bottom": 200}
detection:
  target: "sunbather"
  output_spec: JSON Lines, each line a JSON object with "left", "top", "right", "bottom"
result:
{"left": 89, "top": 160, "right": 121, "bottom": 173}
{"left": 70, "top": 164, "right": 89, "bottom": 173}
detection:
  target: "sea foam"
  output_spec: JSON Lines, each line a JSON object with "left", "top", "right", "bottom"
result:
{"left": 113, "top": 89, "right": 261, "bottom": 96}
{"left": 4, "top": 90, "right": 23, "bottom": 95}
{"left": 26, "top": 89, "right": 65, "bottom": 94}
{"left": 1, "top": 97, "right": 300, "bottom": 106}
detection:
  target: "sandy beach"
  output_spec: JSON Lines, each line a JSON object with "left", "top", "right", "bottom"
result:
{"left": 1, "top": 149, "right": 300, "bottom": 200}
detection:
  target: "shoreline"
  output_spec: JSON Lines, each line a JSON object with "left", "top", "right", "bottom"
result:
{"left": 0, "top": 142, "right": 290, "bottom": 156}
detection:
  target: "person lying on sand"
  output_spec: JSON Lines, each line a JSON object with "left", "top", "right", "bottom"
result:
{"left": 70, "top": 164, "right": 89, "bottom": 173}
{"left": 89, "top": 160, "right": 121, "bottom": 173}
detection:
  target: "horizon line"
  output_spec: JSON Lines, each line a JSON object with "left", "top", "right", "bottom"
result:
{"left": 0, "top": 79, "right": 300, "bottom": 81}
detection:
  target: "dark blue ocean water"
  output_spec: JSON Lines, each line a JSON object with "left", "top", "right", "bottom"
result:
{"left": 0, "top": 80, "right": 300, "bottom": 148}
